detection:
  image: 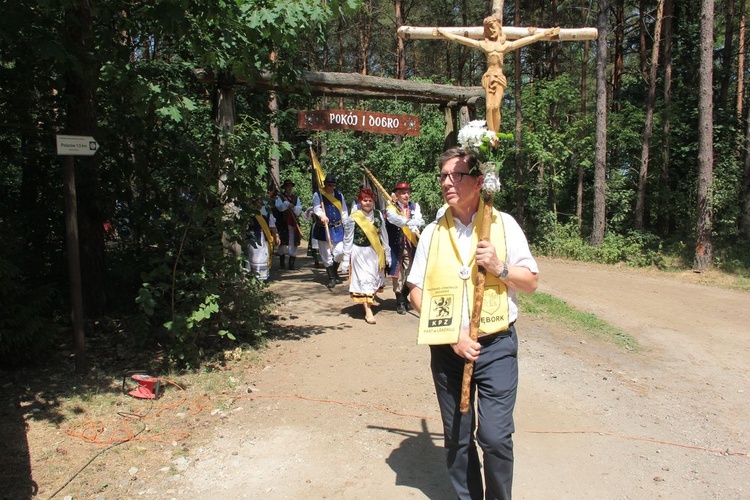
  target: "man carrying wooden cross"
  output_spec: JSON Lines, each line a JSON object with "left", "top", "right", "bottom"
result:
{"left": 400, "top": 10, "right": 594, "bottom": 497}
{"left": 407, "top": 145, "right": 538, "bottom": 500}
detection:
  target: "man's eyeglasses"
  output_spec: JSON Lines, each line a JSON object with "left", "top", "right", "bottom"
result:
{"left": 437, "top": 171, "right": 473, "bottom": 184}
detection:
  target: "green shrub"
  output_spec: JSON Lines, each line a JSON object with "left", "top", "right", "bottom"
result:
{"left": 134, "top": 212, "right": 276, "bottom": 369}
{"left": 534, "top": 216, "right": 664, "bottom": 267}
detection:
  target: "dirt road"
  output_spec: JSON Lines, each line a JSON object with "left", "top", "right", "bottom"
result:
{"left": 145, "top": 256, "right": 750, "bottom": 499}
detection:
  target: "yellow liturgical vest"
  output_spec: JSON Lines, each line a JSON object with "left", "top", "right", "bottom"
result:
{"left": 417, "top": 201, "right": 509, "bottom": 345}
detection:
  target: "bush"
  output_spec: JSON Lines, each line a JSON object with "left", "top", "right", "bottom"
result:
{"left": 134, "top": 207, "right": 276, "bottom": 369}
{"left": 534, "top": 216, "right": 664, "bottom": 267}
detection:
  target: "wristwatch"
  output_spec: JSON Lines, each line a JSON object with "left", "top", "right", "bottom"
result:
{"left": 499, "top": 262, "right": 509, "bottom": 279}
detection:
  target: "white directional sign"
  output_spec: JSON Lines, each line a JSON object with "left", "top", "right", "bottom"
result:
{"left": 56, "top": 134, "right": 99, "bottom": 156}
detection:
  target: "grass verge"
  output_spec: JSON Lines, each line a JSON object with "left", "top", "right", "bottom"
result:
{"left": 518, "top": 292, "right": 639, "bottom": 352}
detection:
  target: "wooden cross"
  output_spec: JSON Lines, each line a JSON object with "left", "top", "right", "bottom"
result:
{"left": 398, "top": 20, "right": 597, "bottom": 132}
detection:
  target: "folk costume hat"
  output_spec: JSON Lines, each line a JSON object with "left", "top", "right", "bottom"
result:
{"left": 324, "top": 173, "right": 338, "bottom": 184}
{"left": 394, "top": 181, "right": 411, "bottom": 191}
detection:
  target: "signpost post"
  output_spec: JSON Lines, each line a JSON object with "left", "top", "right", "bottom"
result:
{"left": 56, "top": 134, "right": 99, "bottom": 373}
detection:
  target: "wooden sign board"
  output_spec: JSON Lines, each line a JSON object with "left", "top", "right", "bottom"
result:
{"left": 298, "top": 109, "right": 420, "bottom": 136}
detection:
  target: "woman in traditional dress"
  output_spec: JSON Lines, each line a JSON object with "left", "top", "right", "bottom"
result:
{"left": 348, "top": 187, "right": 391, "bottom": 324}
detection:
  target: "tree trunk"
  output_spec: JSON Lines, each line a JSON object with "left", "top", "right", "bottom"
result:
{"left": 737, "top": 0, "right": 746, "bottom": 122}
{"left": 612, "top": 0, "right": 624, "bottom": 112}
{"left": 742, "top": 104, "right": 750, "bottom": 239}
{"left": 591, "top": 0, "right": 609, "bottom": 246}
{"left": 719, "top": 0, "right": 736, "bottom": 111}
{"left": 394, "top": 0, "right": 406, "bottom": 80}
{"left": 358, "top": 0, "right": 373, "bottom": 75}
{"left": 268, "top": 50, "right": 279, "bottom": 185}
{"left": 269, "top": 91, "right": 280, "bottom": 186}
{"left": 338, "top": 16, "right": 344, "bottom": 109}
{"left": 639, "top": 0, "right": 649, "bottom": 79}
{"left": 551, "top": 0, "right": 559, "bottom": 77}
{"left": 695, "top": 0, "right": 715, "bottom": 270}
{"left": 657, "top": 0, "right": 674, "bottom": 236}
{"left": 550, "top": 0, "right": 559, "bottom": 221}
{"left": 635, "top": 0, "right": 665, "bottom": 231}
{"left": 64, "top": 0, "right": 107, "bottom": 317}
{"left": 394, "top": 0, "right": 405, "bottom": 147}
{"left": 513, "top": 0, "right": 525, "bottom": 225}
{"left": 214, "top": 71, "right": 242, "bottom": 258}
{"left": 739, "top": 0, "right": 750, "bottom": 241}
{"left": 577, "top": 0, "right": 590, "bottom": 232}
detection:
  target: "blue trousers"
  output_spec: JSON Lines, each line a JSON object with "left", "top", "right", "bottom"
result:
{"left": 430, "top": 326, "right": 518, "bottom": 500}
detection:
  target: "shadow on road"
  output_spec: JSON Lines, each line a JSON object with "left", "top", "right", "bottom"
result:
{"left": 369, "top": 419, "right": 454, "bottom": 499}
{"left": 0, "top": 402, "right": 37, "bottom": 499}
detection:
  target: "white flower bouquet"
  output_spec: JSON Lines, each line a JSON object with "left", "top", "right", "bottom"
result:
{"left": 456, "top": 120, "right": 511, "bottom": 194}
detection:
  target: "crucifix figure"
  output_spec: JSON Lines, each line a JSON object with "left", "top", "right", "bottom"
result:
{"left": 398, "top": 20, "right": 597, "bottom": 132}
{"left": 437, "top": 18, "right": 559, "bottom": 133}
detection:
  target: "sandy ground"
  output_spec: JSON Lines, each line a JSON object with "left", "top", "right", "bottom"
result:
{"left": 106, "top": 256, "right": 750, "bottom": 499}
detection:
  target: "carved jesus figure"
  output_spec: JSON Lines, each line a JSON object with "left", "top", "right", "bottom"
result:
{"left": 437, "top": 17, "right": 560, "bottom": 132}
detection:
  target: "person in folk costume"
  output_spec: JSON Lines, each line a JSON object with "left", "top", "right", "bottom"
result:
{"left": 246, "top": 198, "right": 280, "bottom": 281}
{"left": 274, "top": 179, "right": 303, "bottom": 270}
{"left": 312, "top": 173, "right": 349, "bottom": 289}
{"left": 341, "top": 184, "right": 365, "bottom": 275}
{"left": 347, "top": 187, "right": 391, "bottom": 324}
{"left": 407, "top": 147, "right": 539, "bottom": 500}
{"left": 385, "top": 181, "right": 425, "bottom": 314}
{"left": 302, "top": 206, "right": 322, "bottom": 268}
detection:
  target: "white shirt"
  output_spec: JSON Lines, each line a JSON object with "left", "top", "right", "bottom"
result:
{"left": 275, "top": 193, "right": 302, "bottom": 217}
{"left": 407, "top": 210, "right": 538, "bottom": 325}
{"left": 385, "top": 201, "right": 424, "bottom": 230}
{"left": 312, "top": 191, "right": 349, "bottom": 222}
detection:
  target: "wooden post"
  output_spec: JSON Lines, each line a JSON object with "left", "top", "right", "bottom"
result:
{"left": 63, "top": 156, "right": 87, "bottom": 373}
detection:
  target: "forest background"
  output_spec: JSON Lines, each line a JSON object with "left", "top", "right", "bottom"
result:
{"left": 1, "top": 0, "right": 749, "bottom": 369}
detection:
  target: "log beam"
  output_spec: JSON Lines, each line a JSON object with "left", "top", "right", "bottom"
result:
{"left": 195, "top": 69, "right": 485, "bottom": 105}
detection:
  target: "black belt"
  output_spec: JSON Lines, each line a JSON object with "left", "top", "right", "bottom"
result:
{"left": 328, "top": 220, "right": 343, "bottom": 228}
{"left": 478, "top": 321, "right": 515, "bottom": 343}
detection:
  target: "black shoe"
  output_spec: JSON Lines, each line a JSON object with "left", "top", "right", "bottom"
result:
{"left": 288, "top": 257, "right": 296, "bottom": 270}
{"left": 326, "top": 266, "right": 337, "bottom": 289}
{"left": 279, "top": 255, "right": 286, "bottom": 270}
{"left": 395, "top": 293, "right": 406, "bottom": 315}
{"left": 404, "top": 301, "right": 413, "bottom": 311}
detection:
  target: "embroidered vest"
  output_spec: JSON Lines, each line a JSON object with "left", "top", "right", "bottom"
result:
{"left": 351, "top": 210, "right": 386, "bottom": 270}
{"left": 312, "top": 190, "right": 345, "bottom": 243}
